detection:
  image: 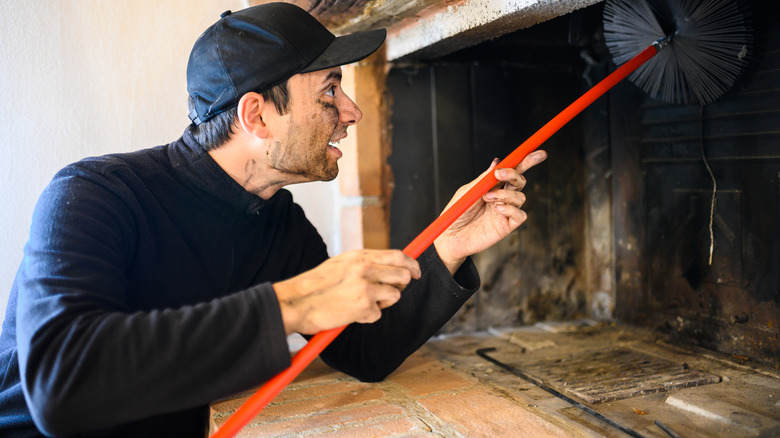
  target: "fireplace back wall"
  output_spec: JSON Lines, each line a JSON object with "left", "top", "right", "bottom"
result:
{"left": 387, "top": 1, "right": 779, "bottom": 366}
{"left": 388, "top": 10, "right": 595, "bottom": 332}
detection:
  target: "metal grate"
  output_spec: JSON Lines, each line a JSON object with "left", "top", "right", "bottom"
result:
{"left": 520, "top": 348, "right": 721, "bottom": 403}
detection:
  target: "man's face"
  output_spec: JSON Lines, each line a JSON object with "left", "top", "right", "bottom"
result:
{"left": 265, "top": 67, "right": 361, "bottom": 182}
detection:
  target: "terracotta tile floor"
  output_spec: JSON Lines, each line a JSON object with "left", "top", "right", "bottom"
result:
{"left": 210, "top": 323, "right": 780, "bottom": 437}
{"left": 209, "top": 345, "right": 575, "bottom": 437}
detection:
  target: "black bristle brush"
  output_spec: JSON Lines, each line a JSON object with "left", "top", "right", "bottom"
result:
{"left": 604, "top": 0, "right": 753, "bottom": 105}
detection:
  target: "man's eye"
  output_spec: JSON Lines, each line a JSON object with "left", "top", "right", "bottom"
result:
{"left": 325, "top": 86, "right": 336, "bottom": 97}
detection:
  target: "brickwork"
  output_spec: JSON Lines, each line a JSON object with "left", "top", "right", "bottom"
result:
{"left": 338, "top": 46, "right": 392, "bottom": 251}
{"left": 210, "top": 345, "right": 571, "bottom": 437}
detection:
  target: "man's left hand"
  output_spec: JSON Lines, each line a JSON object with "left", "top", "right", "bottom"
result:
{"left": 433, "top": 150, "right": 548, "bottom": 275}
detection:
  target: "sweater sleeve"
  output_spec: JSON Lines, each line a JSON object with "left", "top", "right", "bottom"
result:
{"left": 315, "top": 245, "right": 480, "bottom": 382}
{"left": 15, "top": 170, "right": 291, "bottom": 437}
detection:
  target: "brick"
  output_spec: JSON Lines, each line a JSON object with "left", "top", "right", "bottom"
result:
{"left": 417, "top": 389, "right": 570, "bottom": 437}
{"left": 212, "top": 387, "right": 387, "bottom": 430}
{"left": 318, "top": 417, "right": 429, "bottom": 438}
{"left": 274, "top": 381, "right": 370, "bottom": 404}
{"left": 293, "top": 357, "right": 345, "bottom": 384}
{"left": 388, "top": 354, "right": 473, "bottom": 397}
{"left": 234, "top": 403, "right": 405, "bottom": 437}
{"left": 390, "top": 351, "right": 436, "bottom": 373}
{"left": 261, "top": 388, "right": 385, "bottom": 422}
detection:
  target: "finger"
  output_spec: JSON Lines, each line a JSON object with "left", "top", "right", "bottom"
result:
{"left": 439, "top": 158, "right": 503, "bottom": 216}
{"left": 493, "top": 150, "right": 546, "bottom": 189}
{"left": 469, "top": 158, "right": 501, "bottom": 189}
{"left": 514, "top": 150, "right": 548, "bottom": 175}
{"left": 356, "top": 305, "right": 383, "bottom": 324}
{"left": 357, "top": 250, "right": 421, "bottom": 279}
{"left": 359, "top": 263, "right": 415, "bottom": 291}
{"left": 485, "top": 189, "right": 527, "bottom": 208}
{"left": 356, "top": 284, "right": 402, "bottom": 323}
{"left": 494, "top": 204, "right": 528, "bottom": 228}
{"left": 488, "top": 190, "right": 526, "bottom": 208}
{"left": 373, "top": 284, "right": 402, "bottom": 309}
{"left": 494, "top": 168, "right": 527, "bottom": 191}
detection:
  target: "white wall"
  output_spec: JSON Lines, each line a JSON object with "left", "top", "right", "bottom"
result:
{"left": 0, "top": 1, "right": 341, "bottom": 322}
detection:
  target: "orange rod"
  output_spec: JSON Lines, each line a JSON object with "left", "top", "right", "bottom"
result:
{"left": 211, "top": 43, "right": 659, "bottom": 438}
{"left": 403, "top": 43, "right": 658, "bottom": 258}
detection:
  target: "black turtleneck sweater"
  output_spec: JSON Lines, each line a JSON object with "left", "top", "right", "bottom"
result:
{"left": 0, "top": 131, "right": 479, "bottom": 437}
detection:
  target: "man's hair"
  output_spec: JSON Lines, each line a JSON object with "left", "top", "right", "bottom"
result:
{"left": 187, "top": 80, "right": 290, "bottom": 151}
{"left": 262, "top": 80, "right": 290, "bottom": 116}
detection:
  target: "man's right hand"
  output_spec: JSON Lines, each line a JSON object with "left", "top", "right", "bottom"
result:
{"left": 273, "top": 249, "right": 421, "bottom": 335}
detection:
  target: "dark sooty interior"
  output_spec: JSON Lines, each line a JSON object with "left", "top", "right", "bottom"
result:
{"left": 387, "top": 0, "right": 779, "bottom": 367}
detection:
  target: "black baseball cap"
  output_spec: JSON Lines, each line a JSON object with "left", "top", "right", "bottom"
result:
{"left": 187, "top": 2, "right": 386, "bottom": 125}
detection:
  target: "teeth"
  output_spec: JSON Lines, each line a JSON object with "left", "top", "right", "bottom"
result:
{"left": 328, "top": 141, "right": 340, "bottom": 147}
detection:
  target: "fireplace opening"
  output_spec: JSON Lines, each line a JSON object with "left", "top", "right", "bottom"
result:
{"left": 387, "top": 0, "right": 779, "bottom": 369}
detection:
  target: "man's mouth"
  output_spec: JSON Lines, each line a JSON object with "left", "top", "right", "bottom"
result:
{"left": 327, "top": 139, "right": 343, "bottom": 158}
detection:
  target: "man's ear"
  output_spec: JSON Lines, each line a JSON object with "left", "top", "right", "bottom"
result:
{"left": 236, "top": 92, "right": 271, "bottom": 138}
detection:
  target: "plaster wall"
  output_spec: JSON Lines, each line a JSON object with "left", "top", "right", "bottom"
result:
{"left": 0, "top": 1, "right": 341, "bottom": 322}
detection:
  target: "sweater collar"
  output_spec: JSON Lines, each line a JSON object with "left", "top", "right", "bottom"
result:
{"left": 168, "top": 130, "right": 269, "bottom": 215}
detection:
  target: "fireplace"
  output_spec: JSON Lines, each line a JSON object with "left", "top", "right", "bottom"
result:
{"left": 214, "top": 1, "right": 780, "bottom": 436}
{"left": 387, "top": 0, "right": 780, "bottom": 367}
{"left": 380, "top": 0, "right": 779, "bottom": 434}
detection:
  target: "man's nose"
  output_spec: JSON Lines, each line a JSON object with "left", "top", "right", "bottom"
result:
{"left": 338, "top": 93, "right": 362, "bottom": 126}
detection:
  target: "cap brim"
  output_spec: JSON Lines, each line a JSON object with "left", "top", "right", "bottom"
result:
{"left": 300, "top": 28, "right": 387, "bottom": 73}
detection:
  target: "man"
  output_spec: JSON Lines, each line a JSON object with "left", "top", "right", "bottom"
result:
{"left": 0, "top": 3, "right": 546, "bottom": 437}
